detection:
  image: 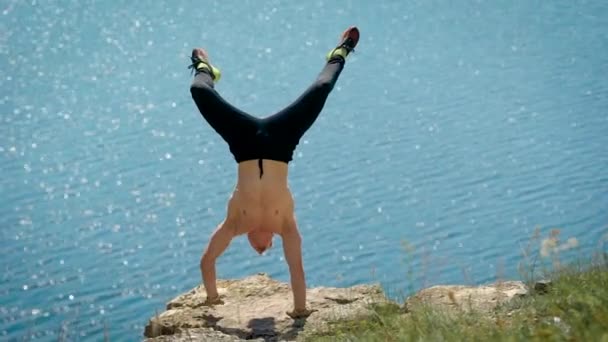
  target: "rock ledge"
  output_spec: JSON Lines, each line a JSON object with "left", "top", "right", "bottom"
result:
{"left": 144, "top": 274, "right": 533, "bottom": 341}
{"left": 144, "top": 273, "right": 387, "bottom": 341}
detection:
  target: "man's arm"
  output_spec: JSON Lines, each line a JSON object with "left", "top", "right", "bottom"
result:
{"left": 281, "top": 216, "right": 307, "bottom": 311}
{"left": 200, "top": 220, "right": 234, "bottom": 301}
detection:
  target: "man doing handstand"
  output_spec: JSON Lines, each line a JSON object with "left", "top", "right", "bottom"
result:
{"left": 188, "top": 26, "right": 360, "bottom": 319}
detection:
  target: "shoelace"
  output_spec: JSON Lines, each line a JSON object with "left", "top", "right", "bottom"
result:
{"left": 187, "top": 56, "right": 210, "bottom": 75}
{"left": 340, "top": 37, "right": 357, "bottom": 54}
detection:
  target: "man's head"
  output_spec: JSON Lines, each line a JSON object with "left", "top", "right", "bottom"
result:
{"left": 247, "top": 231, "right": 273, "bottom": 254}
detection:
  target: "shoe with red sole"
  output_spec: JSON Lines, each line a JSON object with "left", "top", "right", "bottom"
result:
{"left": 188, "top": 48, "right": 222, "bottom": 82}
{"left": 326, "top": 26, "right": 360, "bottom": 61}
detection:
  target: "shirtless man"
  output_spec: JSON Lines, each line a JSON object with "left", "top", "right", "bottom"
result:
{"left": 187, "top": 26, "right": 360, "bottom": 318}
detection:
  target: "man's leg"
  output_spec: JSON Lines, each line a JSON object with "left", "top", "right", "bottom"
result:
{"left": 263, "top": 27, "right": 359, "bottom": 142}
{"left": 189, "top": 48, "right": 259, "bottom": 143}
{"left": 264, "top": 59, "right": 345, "bottom": 140}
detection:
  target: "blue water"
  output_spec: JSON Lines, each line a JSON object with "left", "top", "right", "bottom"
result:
{"left": 2, "top": 0, "right": 607, "bottom": 340}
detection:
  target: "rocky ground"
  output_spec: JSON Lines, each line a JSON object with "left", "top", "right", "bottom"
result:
{"left": 143, "top": 273, "right": 531, "bottom": 341}
{"left": 144, "top": 273, "right": 388, "bottom": 341}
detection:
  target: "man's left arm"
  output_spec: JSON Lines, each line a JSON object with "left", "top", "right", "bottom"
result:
{"left": 281, "top": 216, "right": 310, "bottom": 315}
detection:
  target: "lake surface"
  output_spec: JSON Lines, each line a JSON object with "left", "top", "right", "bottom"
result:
{"left": 2, "top": 0, "right": 607, "bottom": 340}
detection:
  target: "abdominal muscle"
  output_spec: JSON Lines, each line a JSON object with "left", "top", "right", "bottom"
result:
{"left": 228, "top": 159, "right": 294, "bottom": 236}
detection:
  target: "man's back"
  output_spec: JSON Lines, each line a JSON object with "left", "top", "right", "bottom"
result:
{"left": 230, "top": 159, "right": 295, "bottom": 239}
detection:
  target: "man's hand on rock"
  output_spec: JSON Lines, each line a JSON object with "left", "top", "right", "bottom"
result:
{"left": 203, "top": 295, "right": 224, "bottom": 306}
{"left": 286, "top": 307, "right": 317, "bottom": 319}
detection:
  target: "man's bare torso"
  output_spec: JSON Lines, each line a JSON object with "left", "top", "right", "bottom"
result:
{"left": 227, "top": 159, "right": 295, "bottom": 253}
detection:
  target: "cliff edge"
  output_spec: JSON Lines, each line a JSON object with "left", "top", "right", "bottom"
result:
{"left": 143, "top": 273, "right": 529, "bottom": 341}
{"left": 143, "top": 273, "right": 387, "bottom": 341}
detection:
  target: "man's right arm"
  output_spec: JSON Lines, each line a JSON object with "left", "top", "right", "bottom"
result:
{"left": 200, "top": 220, "right": 234, "bottom": 301}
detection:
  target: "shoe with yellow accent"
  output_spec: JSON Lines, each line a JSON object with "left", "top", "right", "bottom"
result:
{"left": 188, "top": 48, "right": 222, "bottom": 82}
{"left": 326, "top": 26, "right": 360, "bottom": 61}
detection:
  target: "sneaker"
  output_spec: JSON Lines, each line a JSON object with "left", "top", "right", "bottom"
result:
{"left": 188, "top": 48, "right": 222, "bottom": 82}
{"left": 326, "top": 26, "right": 360, "bottom": 61}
